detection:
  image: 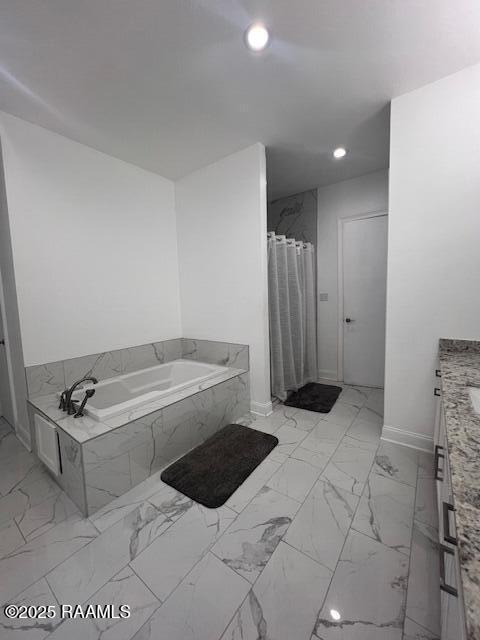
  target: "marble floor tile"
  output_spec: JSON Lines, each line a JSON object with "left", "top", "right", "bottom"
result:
{"left": 0, "top": 477, "right": 61, "bottom": 526}
{"left": 365, "top": 388, "right": 385, "bottom": 418}
{"left": 352, "top": 473, "right": 415, "bottom": 555}
{"left": 0, "top": 519, "right": 24, "bottom": 559}
{"left": 405, "top": 521, "right": 441, "bottom": 636}
{"left": 322, "top": 401, "right": 359, "bottom": 429}
{"left": 282, "top": 407, "right": 324, "bottom": 431}
{"left": 0, "top": 578, "right": 61, "bottom": 640}
{"left": 47, "top": 566, "right": 159, "bottom": 640}
{"left": 338, "top": 386, "right": 369, "bottom": 409}
{"left": 290, "top": 445, "right": 332, "bottom": 470}
{"left": 16, "top": 492, "right": 79, "bottom": 541}
{"left": 225, "top": 458, "right": 281, "bottom": 513}
{"left": 274, "top": 423, "right": 308, "bottom": 455}
{"left": 414, "top": 478, "right": 439, "bottom": 529}
{"left": 90, "top": 476, "right": 190, "bottom": 533}
{"left": 0, "top": 513, "right": 98, "bottom": 606}
{"left": 211, "top": 486, "right": 299, "bottom": 582}
{"left": 241, "top": 414, "right": 282, "bottom": 435}
{"left": 284, "top": 478, "right": 359, "bottom": 570}
{"left": 255, "top": 406, "right": 292, "bottom": 430}
{"left": 403, "top": 616, "right": 440, "bottom": 639}
{"left": 314, "top": 529, "right": 409, "bottom": 640}
{"left": 417, "top": 451, "right": 435, "bottom": 479}
{"left": 130, "top": 503, "right": 236, "bottom": 601}
{"left": 266, "top": 457, "right": 321, "bottom": 503}
{"left": 346, "top": 413, "right": 382, "bottom": 449}
{"left": 300, "top": 420, "right": 348, "bottom": 457}
{"left": 267, "top": 449, "right": 289, "bottom": 464}
{"left": 321, "top": 436, "right": 376, "bottom": 496}
{"left": 0, "top": 449, "right": 41, "bottom": 496}
{"left": 0, "top": 469, "right": 62, "bottom": 528}
{"left": 133, "top": 552, "right": 250, "bottom": 640}
{"left": 374, "top": 442, "right": 419, "bottom": 487}
{"left": 0, "top": 429, "right": 28, "bottom": 461}
{"left": 221, "top": 541, "right": 332, "bottom": 640}
{"left": 47, "top": 500, "right": 177, "bottom": 604}
{"left": 0, "top": 417, "right": 12, "bottom": 434}
{"left": 358, "top": 405, "right": 384, "bottom": 426}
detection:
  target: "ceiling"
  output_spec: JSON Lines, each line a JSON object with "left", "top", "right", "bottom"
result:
{"left": 1, "top": 2, "right": 480, "bottom": 200}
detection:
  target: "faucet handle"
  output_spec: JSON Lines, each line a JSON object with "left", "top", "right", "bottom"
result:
{"left": 59, "top": 391, "right": 67, "bottom": 411}
{"left": 73, "top": 388, "right": 96, "bottom": 419}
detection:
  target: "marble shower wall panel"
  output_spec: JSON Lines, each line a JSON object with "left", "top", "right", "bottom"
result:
{"left": 25, "top": 361, "right": 66, "bottom": 398}
{"left": 82, "top": 373, "right": 250, "bottom": 515}
{"left": 120, "top": 339, "right": 183, "bottom": 374}
{"left": 25, "top": 338, "right": 183, "bottom": 397}
{"left": 267, "top": 189, "right": 317, "bottom": 244}
{"left": 82, "top": 416, "right": 158, "bottom": 515}
{"left": 181, "top": 339, "right": 249, "bottom": 370}
{"left": 63, "top": 351, "right": 124, "bottom": 388}
{"left": 55, "top": 427, "right": 87, "bottom": 515}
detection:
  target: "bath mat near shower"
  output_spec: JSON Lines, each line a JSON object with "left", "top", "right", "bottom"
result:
{"left": 284, "top": 382, "right": 342, "bottom": 413}
{"left": 160, "top": 423, "right": 278, "bottom": 508}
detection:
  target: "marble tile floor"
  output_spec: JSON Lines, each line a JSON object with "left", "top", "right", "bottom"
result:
{"left": 0, "top": 384, "right": 441, "bottom": 640}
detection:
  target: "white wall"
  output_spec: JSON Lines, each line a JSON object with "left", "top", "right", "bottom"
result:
{"left": 317, "top": 170, "right": 389, "bottom": 380}
{"left": 0, "top": 143, "right": 30, "bottom": 444}
{"left": 0, "top": 112, "right": 182, "bottom": 366}
{"left": 176, "top": 143, "right": 271, "bottom": 414}
{"left": 384, "top": 62, "right": 480, "bottom": 449}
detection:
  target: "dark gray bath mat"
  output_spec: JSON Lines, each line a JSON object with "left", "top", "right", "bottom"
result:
{"left": 284, "top": 382, "right": 342, "bottom": 413}
{"left": 160, "top": 424, "right": 278, "bottom": 508}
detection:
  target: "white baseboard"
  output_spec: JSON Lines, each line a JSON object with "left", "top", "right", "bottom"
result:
{"left": 250, "top": 400, "right": 273, "bottom": 417}
{"left": 381, "top": 425, "right": 433, "bottom": 453}
{"left": 317, "top": 368, "right": 339, "bottom": 382}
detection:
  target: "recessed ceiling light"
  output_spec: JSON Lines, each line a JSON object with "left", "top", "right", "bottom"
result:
{"left": 330, "top": 609, "right": 341, "bottom": 621}
{"left": 245, "top": 23, "right": 270, "bottom": 52}
{"left": 333, "top": 147, "right": 347, "bottom": 159}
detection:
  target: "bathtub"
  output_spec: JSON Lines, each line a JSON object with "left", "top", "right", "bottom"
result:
{"left": 65, "top": 359, "right": 229, "bottom": 421}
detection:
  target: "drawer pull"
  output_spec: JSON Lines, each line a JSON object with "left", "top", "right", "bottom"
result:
{"left": 443, "top": 501, "right": 457, "bottom": 546}
{"left": 439, "top": 544, "right": 458, "bottom": 597}
{"left": 434, "top": 445, "right": 444, "bottom": 481}
{"left": 434, "top": 387, "right": 441, "bottom": 397}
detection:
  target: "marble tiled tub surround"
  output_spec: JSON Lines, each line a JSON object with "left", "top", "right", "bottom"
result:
{"left": 25, "top": 337, "right": 248, "bottom": 397}
{"left": 438, "top": 338, "right": 480, "bottom": 640}
{"left": 26, "top": 338, "right": 250, "bottom": 516}
{"left": 0, "top": 384, "right": 442, "bottom": 640}
{"left": 28, "top": 370, "right": 249, "bottom": 515}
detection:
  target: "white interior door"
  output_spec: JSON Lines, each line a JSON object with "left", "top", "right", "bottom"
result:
{"left": 0, "top": 304, "right": 14, "bottom": 425}
{"left": 342, "top": 214, "right": 388, "bottom": 387}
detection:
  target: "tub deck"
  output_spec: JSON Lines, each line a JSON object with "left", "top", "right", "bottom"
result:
{"left": 28, "top": 363, "right": 247, "bottom": 444}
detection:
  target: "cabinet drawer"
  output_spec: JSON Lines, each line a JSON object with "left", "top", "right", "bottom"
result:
{"left": 439, "top": 543, "right": 467, "bottom": 640}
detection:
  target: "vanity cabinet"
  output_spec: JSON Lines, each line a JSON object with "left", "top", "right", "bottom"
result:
{"left": 433, "top": 382, "right": 467, "bottom": 640}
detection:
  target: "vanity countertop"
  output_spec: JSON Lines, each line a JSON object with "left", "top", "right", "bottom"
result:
{"left": 28, "top": 365, "right": 247, "bottom": 445}
{"left": 438, "top": 338, "right": 480, "bottom": 640}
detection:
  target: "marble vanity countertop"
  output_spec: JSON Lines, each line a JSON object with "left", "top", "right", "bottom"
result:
{"left": 438, "top": 338, "right": 480, "bottom": 640}
{"left": 28, "top": 366, "right": 247, "bottom": 445}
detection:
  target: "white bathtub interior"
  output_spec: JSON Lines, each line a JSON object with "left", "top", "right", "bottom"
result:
{"left": 65, "top": 359, "right": 229, "bottom": 421}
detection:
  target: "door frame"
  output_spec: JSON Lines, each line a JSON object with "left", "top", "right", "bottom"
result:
{"left": 0, "top": 271, "right": 17, "bottom": 427}
{"left": 337, "top": 210, "right": 388, "bottom": 383}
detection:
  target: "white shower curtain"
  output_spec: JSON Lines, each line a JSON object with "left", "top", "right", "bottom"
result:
{"left": 268, "top": 232, "right": 317, "bottom": 400}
